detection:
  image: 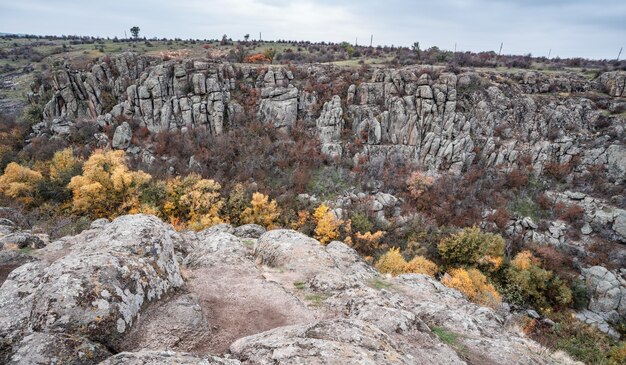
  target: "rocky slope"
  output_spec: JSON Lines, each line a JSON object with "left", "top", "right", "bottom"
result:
{"left": 33, "top": 53, "right": 626, "bottom": 181}
{"left": 0, "top": 214, "right": 580, "bottom": 364}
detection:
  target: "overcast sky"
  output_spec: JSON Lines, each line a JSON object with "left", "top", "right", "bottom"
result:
{"left": 1, "top": 0, "right": 624, "bottom": 59}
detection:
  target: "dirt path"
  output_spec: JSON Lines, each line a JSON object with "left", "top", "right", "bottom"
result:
{"left": 185, "top": 264, "right": 318, "bottom": 354}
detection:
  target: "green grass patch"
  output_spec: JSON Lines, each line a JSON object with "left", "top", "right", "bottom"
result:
{"left": 19, "top": 247, "right": 33, "bottom": 255}
{"left": 509, "top": 196, "right": 543, "bottom": 221}
{"left": 432, "top": 326, "right": 459, "bottom": 346}
{"left": 304, "top": 293, "right": 328, "bottom": 306}
{"left": 367, "top": 276, "right": 393, "bottom": 290}
{"left": 293, "top": 281, "right": 305, "bottom": 290}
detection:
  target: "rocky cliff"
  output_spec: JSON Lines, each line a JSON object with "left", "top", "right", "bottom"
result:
{"left": 0, "top": 214, "right": 580, "bottom": 364}
{"left": 35, "top": 53, "right": 626, "bottom": 182}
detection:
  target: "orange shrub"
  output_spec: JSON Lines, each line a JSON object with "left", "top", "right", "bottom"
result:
{"left": 244, "top": 53, "right": 271, "bottom": 63}
{"left": 441, "top": 268, "right": 501, "bottom": 308}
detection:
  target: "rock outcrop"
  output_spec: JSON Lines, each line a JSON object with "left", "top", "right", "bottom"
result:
{"left": 0, "top": 215, "right": 578, "bottom": 364}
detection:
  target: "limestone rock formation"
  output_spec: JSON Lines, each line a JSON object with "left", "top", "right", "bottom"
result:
{"left": 99, "top": 351, "right": 240, "bottom": 365}
{"left": 578, "top": 266, "right": 626, "bottom": 338}
{"left": 36, "top": 53, "right": 625, "bottom": 183}
{"left": 316, "top": 95, "right": 344, "bottom": 159}
{"left": 257, "top": 68, "right": 298, "bottom": 129}
{"left": 599, "top": 71, "right": 626, "bottom": 97}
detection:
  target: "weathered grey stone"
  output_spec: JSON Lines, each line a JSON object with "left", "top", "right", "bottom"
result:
{"left": 119, "top": 294, "right": 210, "bottom": 353}
{"left": 9, "top": 332, "right": 111, "bottom": 365}
{"left": 0, "top": 232, "right": 45, "bottom": 250}
{"left": 230, "top": 319, "right": 430, "bottom": 365}
{"left": 99, "top": 351, "right": 240, "bottom": 365}
{"left": 316, "top": 95, "right": 344, "bottom": 158}
{"left": 112, "top": 121, "right": 132, "bottom": 149}
{"left": 233, "top": 224, "right": 266, "bottom": 239}
{"left": 581, "top": 265, "right": 626, "bottom": 333}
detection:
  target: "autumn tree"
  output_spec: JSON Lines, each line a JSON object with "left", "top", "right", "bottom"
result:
{"left": 313, "top": 203, "right": 341, "bottom": 244}
{"left": 38, "top": 148, "right": 82, "bottom": 203}
{"left": 375, "top": 247, "right": 438, "bottom": 277}
{"left": 241, "top": 192, "right": 280, "bottom": 228}
{"left": 349, "top": 230, "right": 386, "bottom": 255}
{"left": 375, "top": 247, "right": 407, "bottom": 276}
{"left": 0, "top": 162, "right": 43, "bottom": 205}
{"left": 49, "top": 148, "right": 81, "bottom": 183}
{"left": 405, "top": 256, "right": 438, "bottom": 277}
{"left": 406, "top": 170, "right": 434, "bottom": 200}
{"left": 67, "top": 150, "right": 151, "bottom": 217}
{"left": 180, "top": 179, "right": 224, "bottom": 229}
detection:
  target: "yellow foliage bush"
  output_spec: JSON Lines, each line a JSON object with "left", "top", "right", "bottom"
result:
{"left": 442, "top": 268, "right": 501, "bottom": 308}
{"left": 438, "top": 226, "right": 505, "bottom": 271}
{"left": 405, "top": 255, "right": 438, "bottom": 276}
{"left": 313, "top": 204, "right": 341, "bottom": 244}
{"left": 375, "top": 247, "right": 407, "bottom": 276}
{"left": 511, "top": 250, "right": 535, "bottom": 270}
{"left": 164, "top": 173, "right": 224, "bottom": 229}
{"left": 225, "top": 183, "right": 248, "bottom": 226}
{"left": 240, "top": 192, "right": 280, "bottom": 228}
{"left": 0, "top": 162, "right": 43, "bottom": 205}
{"left": 49, "top": 148, "right": 81, "bottom": 183}
{"left": 610, "top": 342, "right": 626, "bottom": 365}
{"left": 67, "top": 150, "right": 151, "bottom": 217}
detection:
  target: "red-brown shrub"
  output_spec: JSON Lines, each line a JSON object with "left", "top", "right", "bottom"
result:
{"left": 505, "top": 168, "right": 529, "bottom": 189}
{"left": 543, "top": 161, "right": 572, "bottom": 182}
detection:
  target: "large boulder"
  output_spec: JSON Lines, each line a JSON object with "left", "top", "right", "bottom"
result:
{"left": 0, "top": 215, "right": 184, "bottom": 362}
{"left": 112, "top": 121, "right": 132, "bottom": 149}
{"left": 233, "top": 224, "right": 266, "bottom": 239}
{"left": 316, "top": 95, "right": 344, "bottom": 159}
{"left": 118, "top": 294, "right": 211, "bottom": 353}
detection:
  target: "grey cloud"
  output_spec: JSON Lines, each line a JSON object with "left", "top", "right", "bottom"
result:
{"left": 0, "top": 0, "right": 623, "bottom": 59}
